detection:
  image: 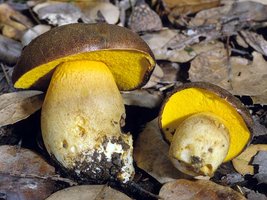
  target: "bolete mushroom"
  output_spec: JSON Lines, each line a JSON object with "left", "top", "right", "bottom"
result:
{"left": 12, "top": 23, "right": 155, "bottom": 183}
{"left": 159, "top": 82, "right": 253, "bottom": 176}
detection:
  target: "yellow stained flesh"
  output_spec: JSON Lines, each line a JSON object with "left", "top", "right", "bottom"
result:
{"left": 14, "top": 50, "right": 154, "bottom": 91}
{"left": 161, "top": 88, "right": 250, "bottom": 162}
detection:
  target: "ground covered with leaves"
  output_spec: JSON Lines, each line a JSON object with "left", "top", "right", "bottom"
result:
{"left": 0, "top": 0, "right": 267, "bottom": 199}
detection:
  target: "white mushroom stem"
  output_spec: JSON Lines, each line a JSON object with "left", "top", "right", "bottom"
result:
{"left": 41, "top": 60, "right": 134, "bottom": 182}
{"left": 169, "top": 112, "right": 230, "bottom": 176}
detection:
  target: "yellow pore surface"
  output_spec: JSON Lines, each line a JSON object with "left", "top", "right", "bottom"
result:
{"left": 14, "top": 50, "right": 154, "bottom": 90}
{"left": 161, "top": 88, "right": 250, "bottom": 162}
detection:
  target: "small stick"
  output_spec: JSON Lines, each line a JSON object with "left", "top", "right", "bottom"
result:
{"left": 0, "top": 172, "right": 78, "bottom": 186}
{"left": 1, "top": 63, "right": 13, "bottom": 90}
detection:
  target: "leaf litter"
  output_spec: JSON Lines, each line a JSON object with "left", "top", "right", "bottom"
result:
{"left": 0, "top": 0, "right": 267, "bottom": 199}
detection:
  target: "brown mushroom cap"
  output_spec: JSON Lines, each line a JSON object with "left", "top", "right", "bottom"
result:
{"left": 12, "top": 23, "right": 155, "bottom": 91}
{"left": 159, "top": 82, "right": 253, "bottom": 162}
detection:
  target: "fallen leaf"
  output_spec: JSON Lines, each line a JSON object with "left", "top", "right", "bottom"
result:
{"left": 223, "top": 173, "right": 245, "bottom": 185}
{"left": 45, "top": 185, "right": 131, "bottom": 200}
{"left": 0, "top": 90, "right": 44, "bottom": 127}
{"left": 33, "top": 1, "right": 82, "bottom": 26}
{"left": 238, "top": 0, "right": 267, "bottom": 5}
{"left": 134, "top": 118, "right": 188, "bottom": 184}
{"left": 79, "top": 2, "right": 120, "bottom": 24}
{"left": 246, "top": 190, "right": 267, "bottom": 200}
{"left": 189, "top": 4, "right": 232, "bottom": 27}
{"left": 142, "top": 29, "right": 225, "bottom": 63}
{"left": 159, "top": 179, "right": 246, "bottom": 200}
{"left": 240, "top": 30, "right": 267, "bottom": 56}
{"left": 122, "top": 89, "right": 163, "bottom": 108}
{"left": 252, "top": 151, "right": 267, "bottom": 184}
{"left": 128, "top": 1, "right": 162, "bottom": 32}
{"left": 227, "top": 1, "right": 267, "bottom": 22}
{"left": 252, "top": 116, "right": 267, "bottom": 137}
{"left": 163, "top": 0, "right": 220, "bottom": 15}
{"left": 21, "top": 25, "right": 51, "bottom": 47}
{"left": 0, "top": 3, "right": 33, "bottom": 40}
{"left": 189, "top": 49, "right": 267, "bottom": 104}
{"left": 142, "top": 64, "right": 164, "bottom": 89}
{"left": 232, "top": 144, "right": 267, "bottom": 175}
{"left": 0, "top": 35, "right": 22, "bottom": 65}
{"left": 0, "top": 145, "right": 55, "bottom": 200}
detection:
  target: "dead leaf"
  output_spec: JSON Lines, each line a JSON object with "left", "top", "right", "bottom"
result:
{"left": 142, "top": 29, "right": 223, "bottom": 63}
{"left": 0, "top": 145, "right": 55, "bottom": 200}
{"left": 128, "top": 1, "right": 162, "bottom": 32}
{"left": 122, "top": 89, "right": 163, "bottom": 108}
{"left": 252, "top": 151, "right": 267, "bottom": 184}
{"left": 163, "top": 0, "right": 220, "bottom": 14}
{"left": 238, "top": 0, "right": 267, "bottom": 5}
{"left": 189, "top": 4, "right": 232, "bottom": 27}
{"left": 21, "top": 25, "right": 51, "bottom": 46}
{"left": 159, "top": 179, "right": 246, "bottom": 200}
{"left": 79, "top": 2, "right": 120, "bottom": 24}
{"left": 142, "top": 64, "right": 164, "bottom": 89}
{"left": 134, "top": 118, "right": 188, "bottom": 184}
{"left": 0, "top": 90, "right": 44, "bottom": 127}
{"left": 45, "top": 185, "right": 131, "bottom": 200}
{"left": 189, "top": 48, "right": 267, "bottom": 104}
{"left": 0, "top": 35, "right": 22, "bottom": 65}
{"left": 240, "top": 31, "right": 267, "bottom": 56}
{"left": 0, "top": 3, "right": 33, "bottom": 40}
{"left": 33, "top": 1, "right": 82, "bottom": 26}
{"left": 246, "top": 190, "right": 267, "bottom": 200}
{"left": 227, "top": 1, "right": 267, "bottom": 22}
{"left": 232, "top": 144, "right": 267, "bottom": 175}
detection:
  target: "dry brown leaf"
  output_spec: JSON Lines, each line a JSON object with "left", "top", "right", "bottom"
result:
{"left": 0, "top": 3, "right": 33, "bottom": 40}
{"left": 122, "top": 90, "right": 163, "bottom": 108}
{"left": 163, "top": 0, "right": 220, "bottom": 13}
{"left": 240, "top": 31, "right": 267, "bottom": 56}
{"left": 0, "top": 145, "right": 55, "bottom": 200}
{"left": 33, "top": 1, "right": 82, "bottom": 26}
{"left": 0, "top": 90, "right": 44, "bottom": 127}
{"left": 128, "top": 1, "right": 162, "bottom": 32}
{"left": 232, "top": 144, "right": 267, "bottom": 175}
{"left": 159, "top": 179, "right": 246, "bottom": 200}
{"left": 79, "top": 2, "right": 120, "bottom": 24}
{"left": 142, "top": 29, "right": 226, "bottom": 63}
{"left": 189, "top": 4, "right": 232, "bottom": 27}
{"left": 238, "top": 0, "right": 267, "bottom": 4}
{"left": 189, "top": 47, "right": 267, "bottom": 104}
{"left": 134, "top": 118, "right": 188, "bottom": 184}
{"left": 0, "top": 35, "right": 22, "bottom": 65}
{"left": 45, "top": 185, "right": 131, "bottom": 200}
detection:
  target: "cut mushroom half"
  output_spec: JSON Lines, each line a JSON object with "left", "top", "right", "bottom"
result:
{"left": 159, "top": 82, "right": 253, "bottom": 176}
{"left": 12, "top": 23, "right": 155, "bottom": 183}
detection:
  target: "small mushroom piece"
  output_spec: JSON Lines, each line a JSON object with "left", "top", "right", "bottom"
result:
{"left": 12, "top": 23, "right": 155, "bottom": 183}
{"left": 159, "top": 82, "right": 253, "bottom": 176}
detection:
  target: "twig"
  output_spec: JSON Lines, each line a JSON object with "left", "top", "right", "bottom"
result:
{"left": 225, "top": 36, "right": 233, "bottom": 90}
{"left": 1, "top": 63, "right": 13, "bottom": 90}
{"left": 0, "top": 172, "right": 78, "bottom": 186}
{"left": 28, "top": 7, "right": 42, "bottom": 25}
{"left": 127, "top": 181, "right": 162, "bottom": 199}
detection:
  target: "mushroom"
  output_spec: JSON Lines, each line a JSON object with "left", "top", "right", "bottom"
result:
{"left": 159, "top": 82, "right": 253, "bottom": 176}
{"left": 12, "top": 23, "right": 155, "bottom": 183}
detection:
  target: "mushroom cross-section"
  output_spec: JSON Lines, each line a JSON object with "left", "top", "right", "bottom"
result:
{"left": 159, "top": 82, "right": 253, "bottom": 176}
{"left": 12, "top": 23, "right": 155, "bottom": 183}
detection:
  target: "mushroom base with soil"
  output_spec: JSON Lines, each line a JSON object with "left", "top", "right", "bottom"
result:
{"left": 169, "top": 112, "right": 230, "bottom": 176}
{"left": 41, "top": 60, "right": 134, "bottom": 183}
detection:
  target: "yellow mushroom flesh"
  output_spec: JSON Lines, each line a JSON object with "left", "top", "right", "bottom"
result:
{"left": 161, "top": 87, "right": 251, "bottom": 176}
{"left": 41, "top": 60, "right": 134, "bottom": 182}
